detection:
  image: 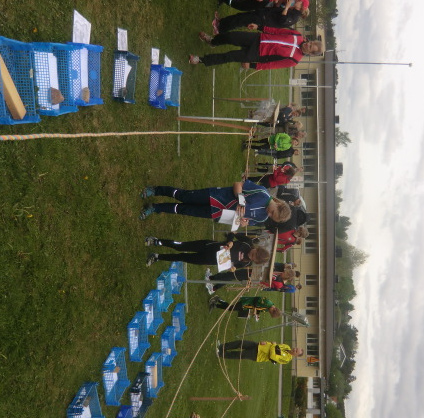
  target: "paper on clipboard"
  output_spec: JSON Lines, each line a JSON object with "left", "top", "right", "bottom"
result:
{"left": 216, "top": 248, "right": 232, "bottom": 272}
{"left": 218, "top": 209, "right": 240, "bottom": 232}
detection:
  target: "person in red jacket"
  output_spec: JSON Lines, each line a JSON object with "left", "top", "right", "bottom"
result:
{"left": 277, "top": 225, "right": 309, "bottom": 252}
{"left": 189, "top": 27, "right": 322, "bottom": 69}
{"left": 248, "top": 163, "right": 302, "bottom": 188}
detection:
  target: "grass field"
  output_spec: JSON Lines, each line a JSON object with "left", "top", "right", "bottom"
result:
{"left": 0, "top": 1, "right": 293, "bottom": 417}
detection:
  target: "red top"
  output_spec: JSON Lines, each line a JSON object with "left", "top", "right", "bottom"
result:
{"left": 257, "top": 28, "right": 304, "bottom": 70}
{"left": 277, "top": 229, "right": 297, "bottom": 252}
{"left": 268, "top": 165, "right": 293, "bottom": 188}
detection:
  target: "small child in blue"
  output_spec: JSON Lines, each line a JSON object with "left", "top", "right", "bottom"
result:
{"left": 139, "top": 180, "right": 291, "bottom": 226}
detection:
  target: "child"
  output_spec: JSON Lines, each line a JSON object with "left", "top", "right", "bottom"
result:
{"left": 145, "top": 233, "right": 270, "bottom": 269}
{"left": 209, "top": 296, "right": 281, "bottom": 319}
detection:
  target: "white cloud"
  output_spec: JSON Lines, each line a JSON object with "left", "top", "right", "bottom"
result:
{"left": 333, "top": 0, "right": 424, "bottom": 416}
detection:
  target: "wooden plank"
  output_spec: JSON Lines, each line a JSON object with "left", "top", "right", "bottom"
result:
{"left": 0, "top": 54, "right": 26, "bottom": 120}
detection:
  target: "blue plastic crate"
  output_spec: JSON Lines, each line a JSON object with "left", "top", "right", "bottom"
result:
{"left": 172, "top": 303, "right": 187, "bottom": 341}
{"left": 145, "top": 353, "right": 164, "bottom": 398}
{"left": 116, "top": 405, "right": 132, "bottom": 418}
{"left": 156, "top": 271, "right": 173, "bottom": 312}
{"left": 168, "top": 262, "right": 186, "bottom": 294}
{"left": 142, "top": 290, "right": 164, "bottom": 335}
{"left": 66, "top": 42, "right": 103, "bottom": 106}
{"left": 127, "top": 372, "right": 154, "bottom": 418}
{"left": 164, "top": 67, "right": 182, "bottom": 107}
{"left": 32, "top": 42, "right": 81, "bottom": 116}
{"left": 0, "top": 36, "right": 40, "bottom": 125}
{"left": 67, "top": 382, "right": 105, "bottom": 418}
{"left": 161, "top": 326, "right": 177, "bottom": 367}
{"left": 148, "top": 64, "right": 170, "bottom": 109}
{"left": 102, "top": 347, "right": 131, "bottom": 406}
{"left": 113, "top": 51, "right": 140, "bottom": 104}
{"left": 169, "top": 261, "right": 184, "bottom": 276}
{"left": 127, "top": 311, "right": 150, "bottom": 362}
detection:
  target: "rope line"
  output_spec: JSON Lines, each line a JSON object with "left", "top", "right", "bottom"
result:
{"left": 164, "top": 286, "right": 248, "bottom": 418}
{"left": 0, "top": 131, "right": 249, "bottom": 141}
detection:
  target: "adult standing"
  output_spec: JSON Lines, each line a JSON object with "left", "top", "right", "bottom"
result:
{"left": 189, "top": 27, "right": 322, "bottom": 70}
{"left": 139, "top": 180, "right": 291, "bottom": 227}
{"left": 145, "top": 234, "right": 270, "bottom": 268}
{"left": 215, "top": 1, "right": 306, "bottom": 33}
{"left": 209, "top": 295, "right": 281, "bottom": 318}
{"left": 218, "top": 340, "right": 303, "bottom": 364}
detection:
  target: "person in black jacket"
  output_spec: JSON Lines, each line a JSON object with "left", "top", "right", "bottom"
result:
{"left": 215, "top": 1, "right": 305, "bottom": 33}
{"left": 145, "top": 233, "right": 269, "bottom": 268}
{"left": 264, "top": 205, "right": 309, "bottom": 233}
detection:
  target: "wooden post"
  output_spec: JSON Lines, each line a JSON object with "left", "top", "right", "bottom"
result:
{"left": 189, "top": 396, "right": 251, "bottom": 401}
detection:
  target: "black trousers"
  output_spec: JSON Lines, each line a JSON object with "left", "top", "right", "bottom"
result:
{"left": 152, "top": 186, "right": 212, "bottom": 219}
{"left": 210, "top": 269, "right": 250, "bottom": 291}
{"left": 218, "top": 340, "right": 259, "bottom": 361}
{"left": 220, "top": 0, "right": 271, "bottom": 11}
{"left": 202, "top": 32, "right": 260, "bottom": 66}
{"left": 218, "top": 12, "right": 263, "bottom": 32}
{"left": 156, "top": 239, "right": 221, "bottom": 265}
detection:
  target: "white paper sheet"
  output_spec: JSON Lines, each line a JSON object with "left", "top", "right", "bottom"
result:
{"left": 151, "top": 48, "right": 160, "bottom": 65}
{"left": 73, "top": 10, "right": 91, "bottom": 44}
{"left": 216, "top": 248, "right": 232, "bottom": 272}
{"left": 33, "top": 52, "right": 60, "bottom": 110}
{"left": 117, "top": 28, "right": 128, "bottom": 51}
{"left": 218, "top": 209, "right": 240, "bottom": 232}
{"left": 164, "top": 55, "right": 172, "bottom": 68}
{"left": 80, "top": 48, "right": 89, "bottom": 89}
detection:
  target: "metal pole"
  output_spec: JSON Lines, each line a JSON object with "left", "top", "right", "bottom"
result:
{"left": 179, "top": 115, "right": 261, "bottom": 123}
{"left": 246, "top": 84, "right": 333, "bottom": 88}
{"left": 306, "top": 60, "right": 413, "bottom": 67}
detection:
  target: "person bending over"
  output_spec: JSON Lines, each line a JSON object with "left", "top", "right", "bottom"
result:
{"left": 218, "top": 340, "right": 303, "bottom": 364}
{"left": 209, "top": 295, "right": 280, "bottom": 319}
{"left": 145, "top": 233, "right": 270, "bottom": 268}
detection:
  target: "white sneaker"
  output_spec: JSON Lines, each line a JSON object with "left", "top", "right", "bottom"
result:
{"left": 204, "top": 268, "right": 212, "bottom": 281}
{"left": 205, "top": 282, "right": 215, "bottom": 295}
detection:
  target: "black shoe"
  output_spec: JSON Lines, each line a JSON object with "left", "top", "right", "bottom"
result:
{"left": 146, "top": 253, "right": 158, "bottom": 267}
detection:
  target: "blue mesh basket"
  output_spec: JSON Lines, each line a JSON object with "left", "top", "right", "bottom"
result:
{"left": 127, "top": 311, "right": 150, "bottom": 362}
{"left": 164, "top": 67, "right": 182, "bottom": 107}
{"left": 142, "top": 290, "right": 164, "bottom": 336}
{"left": 161, "top": 326, "right": 177, "bottom": 367}
{"left": 0, "top": 36, "right": 40, "bottom": 125}
{"left": 168, "top": 262, "right": 186, "bottom": 294}
{"left": 66, "top": 42, "right": 103, "bottom": 106}
{"left": 156, "top": 271, "right": 173, "bottom": 312}
{"left": 66, "top": 382, "right": 105, "bottom": 418}
{"left": 102, "top": 347, "right": 131, "bottom": 406}
{"left": 145, "top": 353, "right": 164, "bottom": 398}
{"left": 32, "top": 42, "right": 81, "bottom": 116}
{"left": 127, "top": 372, "right": 153, "bottom": 418}
{"left": 172, "top": 303, "right": 187, "bottom": 341}
{"left": 113, "top": 51, "right": 140, "bottom": 104}
{"left": 148, "top": 64, "right": 170, "bottom": 109}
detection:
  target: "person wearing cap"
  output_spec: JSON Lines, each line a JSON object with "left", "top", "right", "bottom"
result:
{"left": 217, "top": 340, "right": 303, "bottom": 364}
{"left": 189, "top": 27, "right": 322, "bottom": 69}
{"left": 215, "top": 0, "right": 309, "bottom": 34}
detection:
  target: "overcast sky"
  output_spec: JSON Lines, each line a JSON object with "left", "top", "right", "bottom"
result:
{"left": 334, "top": 1, "right": 424, "bottom": 416}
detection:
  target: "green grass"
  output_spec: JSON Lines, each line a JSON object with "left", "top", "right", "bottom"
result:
{"left": 0, "top": 1, "right": 291, "bottom": 417}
